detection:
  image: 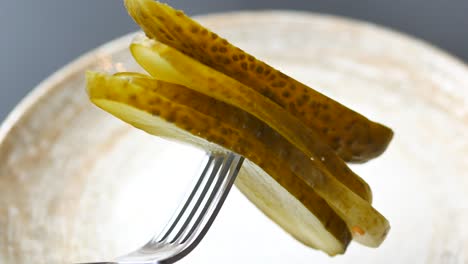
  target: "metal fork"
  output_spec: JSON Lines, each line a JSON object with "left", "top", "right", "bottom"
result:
{"left": 80, "top": 152, "right": 244, "bottom": 264}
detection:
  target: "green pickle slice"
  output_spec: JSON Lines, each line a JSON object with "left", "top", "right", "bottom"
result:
{"left": 124, "top": 0, "right": 393, "bottom": 163}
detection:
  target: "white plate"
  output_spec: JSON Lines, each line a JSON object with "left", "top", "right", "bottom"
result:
{"left": 1, "top": 11, "right": 468, "bottom": 264}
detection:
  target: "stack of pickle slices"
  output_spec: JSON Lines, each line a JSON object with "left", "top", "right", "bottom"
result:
{"left": 86, "top": 0, "right": 393, "bottom": 256}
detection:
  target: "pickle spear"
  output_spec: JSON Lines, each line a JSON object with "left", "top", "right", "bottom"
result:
{"left": 86, "top": 72, "right": 352, "bottom": 255}
{"left": 124, "top": 0, "right": 393, "bottom": 163}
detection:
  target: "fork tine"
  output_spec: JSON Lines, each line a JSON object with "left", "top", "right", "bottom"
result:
{"left": 158, "top": 153, "right": 244, "bottom": 264}
{"left": 152, "top": 155, "right": 216, "bottom": 244}
{"left": 176, "top": 153, "right": 235, "bottom": 244}
{"left": 88, "top": 153, "right": 244, "bottom": 264}
{"left": 167, "top": 155, "right": 225, "bottom": 243}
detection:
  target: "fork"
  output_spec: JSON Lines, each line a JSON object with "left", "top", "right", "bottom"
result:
{"left": 79, "top": 151, "right": 244, "bottom": 264}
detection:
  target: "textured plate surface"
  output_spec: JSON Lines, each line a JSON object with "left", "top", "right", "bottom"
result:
{"left": 1, "top": 11, "right": 468, "bottom": 263}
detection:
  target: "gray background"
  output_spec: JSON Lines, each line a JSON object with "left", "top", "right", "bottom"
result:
{"left": 1, "top": 0, "right": 467, "bottom": 122}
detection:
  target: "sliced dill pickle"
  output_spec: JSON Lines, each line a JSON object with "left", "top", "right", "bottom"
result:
{"left": 124, "top": 0, "right": 393, "bottom": 163}
{"left": 86, "top": 71, "right": 351, "bottom": 255}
